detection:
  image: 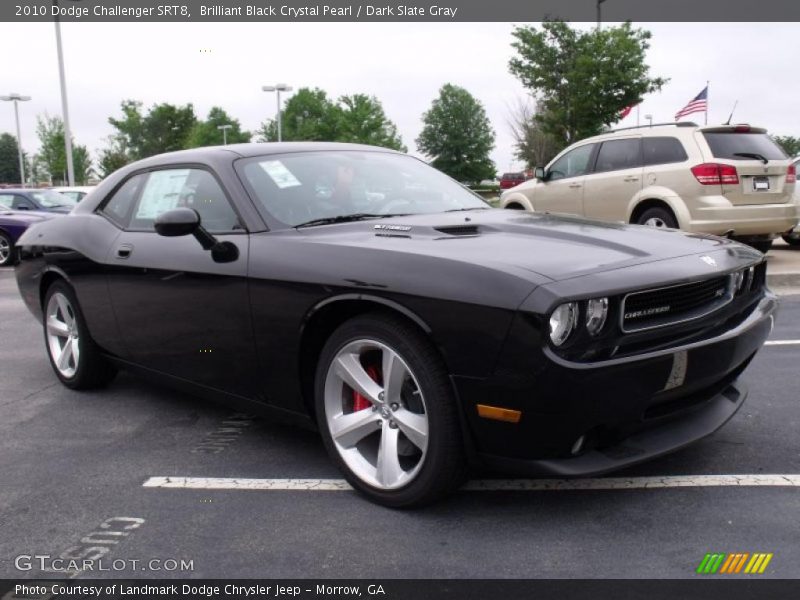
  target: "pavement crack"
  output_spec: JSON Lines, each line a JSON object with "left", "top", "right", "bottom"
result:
{"left": 0, "top": 382, "right": 58, "bottom": 408}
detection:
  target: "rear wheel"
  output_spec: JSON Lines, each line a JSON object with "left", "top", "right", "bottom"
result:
{"left": 43, "top": 281, "right": 117, "bottom": 389}
{"left": 315, "top": 314, "right": 465, "bottom": 507}
{"left": 0, "top": 232, "right": 15, "bottom": 266}
{"left": 781, "top": 234, "right": 800, "bottom": 246}
{"left": 636, "top": 207, "right": 678, "bottom": 229}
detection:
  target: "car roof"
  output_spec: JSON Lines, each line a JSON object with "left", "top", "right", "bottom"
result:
{"left": 574, "top": 123, "right": 770, "bottom": 146}
{"left": 128, "top": 141, "right": 402, "bottom": 167}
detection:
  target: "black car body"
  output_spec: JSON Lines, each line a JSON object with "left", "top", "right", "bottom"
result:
{"left": 0, "top": 188, "right": 76, "bottom": 214}
{"left": 14, "top": 143, "right": 776, "bottom": 506}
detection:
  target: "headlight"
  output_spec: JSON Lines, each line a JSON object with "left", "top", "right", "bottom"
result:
{"left": 585, "top": 297, "right": 609, "bottom": 336}
{"left": 747, "top": 266, "right": 755, "bottom": 290}
{"left": 549, "top": 302, "right": 578, "bottom": 346}
{"left": 732, "top": 270, "right": 745, "bottom": 292}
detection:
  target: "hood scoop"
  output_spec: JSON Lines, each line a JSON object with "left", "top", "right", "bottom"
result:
{"left": 434, "top": 225, "right": 480, "bottom": 237}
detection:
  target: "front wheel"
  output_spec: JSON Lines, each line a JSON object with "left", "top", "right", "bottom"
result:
{"left": 43, "top": 281, "right": 117, "bottom": 389}
{"left": 315, "top": 314, "right": 465, "bottom": 507}
{"left": 0, "top": 232, "right": 15, "bottom": 266}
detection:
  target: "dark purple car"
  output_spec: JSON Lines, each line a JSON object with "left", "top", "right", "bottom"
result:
{"left": 0, "top": 210, "right": 56, "bottom": 266}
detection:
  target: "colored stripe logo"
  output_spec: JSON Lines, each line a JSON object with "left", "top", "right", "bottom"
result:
{"left": 697, "top": 553, "right": 773, "bottom": 574}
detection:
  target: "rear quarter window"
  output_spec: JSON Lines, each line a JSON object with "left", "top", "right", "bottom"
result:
{"left": 643, "top": 137, "right": 688, "bottom": 166}
{"left": 702, "top": 133, "right": 788, "bottom": 160}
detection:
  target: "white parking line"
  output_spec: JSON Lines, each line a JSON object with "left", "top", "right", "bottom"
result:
{"left": 143, "top": 474, "right": 800, "bottom": 492}
{"left": 765, "top": 340, "right": 800, "bottom": 346}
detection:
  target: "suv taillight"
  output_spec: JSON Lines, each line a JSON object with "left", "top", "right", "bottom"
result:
{"left": 787, "top": 164, "right": 797, "bottom": 184}
{"left": 691, "top": 163, "right": 740, "bottom": 185}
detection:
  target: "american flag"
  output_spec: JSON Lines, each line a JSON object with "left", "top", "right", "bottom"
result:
{"left": 675, "top": 86, "right": 708, "bottom": 121}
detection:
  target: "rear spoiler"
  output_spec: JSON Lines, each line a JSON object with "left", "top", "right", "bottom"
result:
{"left": 699, "top": 124, "right": 767, "bottom": 134}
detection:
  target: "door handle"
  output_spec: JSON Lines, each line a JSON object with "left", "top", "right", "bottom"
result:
{"left": 115, "top": 244, "right": 133, "bottom": 259}
{"left": 624, "top": 176, "right": 639, "bottom": 182}
{"left": 568, "top": 183, "right": 583, "bottom": 189}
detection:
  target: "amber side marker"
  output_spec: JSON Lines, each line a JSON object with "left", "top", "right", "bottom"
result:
{"left": 476, "top": 404, "right": 522, "bottom": 423}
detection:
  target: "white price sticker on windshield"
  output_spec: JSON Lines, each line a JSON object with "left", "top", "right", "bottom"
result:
{"left": 259, "top": 160, "right": 302, "bottom": 189}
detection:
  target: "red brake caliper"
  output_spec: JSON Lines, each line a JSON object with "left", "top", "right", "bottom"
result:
{"left": 352, "top": 365, "right": 381, "bottom": 411}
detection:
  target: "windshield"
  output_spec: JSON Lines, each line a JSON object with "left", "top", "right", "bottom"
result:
{"left": 238, "top": 151, "right": 488, "bottom": 227}
{"left": 30, "top": 190, "right": 76, "bottom": 208}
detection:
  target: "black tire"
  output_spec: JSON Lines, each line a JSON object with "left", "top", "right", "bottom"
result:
{"left": 505, "top": 203, "right": 525, "bottom": 210}
{"left": 781, "top": 234, "right": 800, "bottom": 246}
{"left": 315, "top": 313, "right": 466, "bottom": 508}
{"left": 43, "top": 280, "right": 117, "bottom": 390}
{"left": 0, "top": 231, "right": 15, "bottom": 267}
{"left": 635, "top": 206, "right": 678, "bottom": 229}
{"left": 747, "top": 240, "right": 773, "bottom": 254}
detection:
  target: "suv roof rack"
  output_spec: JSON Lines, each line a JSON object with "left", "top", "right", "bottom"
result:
{"left": 609, "top": 122, "right": 697, "bottom": 133}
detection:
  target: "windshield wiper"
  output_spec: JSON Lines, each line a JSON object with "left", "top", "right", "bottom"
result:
{"left": 733, "top": 152, "right": 769, "bottom": 164}
{"left": 295, "top": 213, "right": 408, "bottom": 228}
{"left": 443, "top": 207, "right": 491, "bottom": 213}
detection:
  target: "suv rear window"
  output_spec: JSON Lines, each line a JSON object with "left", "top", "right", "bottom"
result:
{"left": 703, "top": 133, "right": 787, "bottom": 161}
{"left": 643, "top": 137, "right": 688, "bottom": 166}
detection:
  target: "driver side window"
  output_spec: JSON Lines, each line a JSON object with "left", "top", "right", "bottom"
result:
{"left": 548, "top": 144, "right": 595, "bottom": 181}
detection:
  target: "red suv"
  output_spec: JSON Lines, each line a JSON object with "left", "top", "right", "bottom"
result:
{"left": 499, "top": 172, "right": 526, "bottom": 190}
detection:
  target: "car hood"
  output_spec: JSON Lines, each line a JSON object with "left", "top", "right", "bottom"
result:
{"left": 0, "top": 210, "right": 57, "bottom": 224}
{"left": 295, "top": 209, "right": 744, "bottom": 283}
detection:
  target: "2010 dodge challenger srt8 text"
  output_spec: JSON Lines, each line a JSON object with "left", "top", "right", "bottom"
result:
{"left": 15, "top": 143, "right": 776, "bottom": 507}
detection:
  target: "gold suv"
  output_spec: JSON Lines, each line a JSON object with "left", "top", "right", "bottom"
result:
{"left": 500, "top": 123, "right": 798, "bottom": 253}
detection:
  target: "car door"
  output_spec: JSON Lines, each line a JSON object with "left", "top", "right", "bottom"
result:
{"left": 582, "top": 137, "right": 643, "bottom": 221}
{"left": 536, "top": 143, "right": 596, "bottom": 215}
{"left": 102, "top": 166, "right": 258, "bottom": 398}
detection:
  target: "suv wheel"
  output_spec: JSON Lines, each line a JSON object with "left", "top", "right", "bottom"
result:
{"left": 782, "top": 233, "right": 800, "bottom": 247}
{"left": 636, "top": 207, "right": 678, "bottom": 229}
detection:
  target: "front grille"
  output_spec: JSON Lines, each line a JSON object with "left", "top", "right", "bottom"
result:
{"left": 621, "top": 276, "right": 731, "bottom": 332}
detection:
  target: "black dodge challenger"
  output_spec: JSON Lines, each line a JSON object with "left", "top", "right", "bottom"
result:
{"left": 15, "top": 143, "right": 776, "bottom": 507}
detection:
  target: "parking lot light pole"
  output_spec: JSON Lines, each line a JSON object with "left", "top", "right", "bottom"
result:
{"left": 217, "top": 124, "right": 232, "bottom": 145}
{"left": 0, "top": 93, "right": 31, "bottom": 186}
{"left": 53, "top": 0, "right": 75, "bottom": 186}
{"left": 596, "top": 0, "right": 607, "bottom": 29}
{"left": 262, "top": 84, "right": 293, "bottom": 142}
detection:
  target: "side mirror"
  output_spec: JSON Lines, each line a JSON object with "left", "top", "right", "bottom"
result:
{"left": 534, "top": 167, "right": 547, "bottom": 181}
{"left": 154, "top": 207, "right": 200, "bottom": 237}
{"left": 154, "top": 207, "right": 238, "bottom": 263}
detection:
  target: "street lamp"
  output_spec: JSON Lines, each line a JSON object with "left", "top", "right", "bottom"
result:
{"left": 217, "top": 124, "right": 232, "bottom": 145}
{"left": 261, "top": 84, "right": 293, "bottom": 142}
{"left": 0, "top": 93, "right": 31, "bottom": 186}
{"left": 53, "top": 0, "right": 76, "bottom": 186}
{"left": 596, "top": 0, "right": 607, "bottom": 29}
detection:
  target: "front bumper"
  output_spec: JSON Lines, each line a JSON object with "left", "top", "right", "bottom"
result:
{"left": 455, "top": 293, "right": 777, "bottom": 476}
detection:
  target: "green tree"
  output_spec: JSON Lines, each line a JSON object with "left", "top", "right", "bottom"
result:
{"left": 773, "top": 135, "right": 800, "bottom": 157}
{"left": 416, "top": 84, "right": 496, "bottom": 184}
{"left": 187, "top": 106, "right": 251, "bottom": 148}
{"left": 509, "top": 20, "right": 667, "bottom": 146}
{"left": 508, "top": 98, "right": 562, "bottom": 168}
{"left": 108, "top": 100, "right": 196, "bottom": 159}
{"left": 0, "top": 133, "right": 21, "bottom": 183}
{"left": 334, "top": 94, "right": 406, "bottom": 151}
{"left": 35, "top": 114, "right": 92, "bottom": 184}
{"left": 257, "top": 88, "right": 340, "bottom": 142}
{"left": 97, "top": 135, "right": 132, "bottom": 177}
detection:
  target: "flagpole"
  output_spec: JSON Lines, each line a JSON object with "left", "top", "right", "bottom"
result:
{"left": 705, "top": 80, "right": 709, "bottom": 125}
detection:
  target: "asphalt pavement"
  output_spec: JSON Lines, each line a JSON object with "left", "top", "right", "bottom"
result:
{"left": 0, "top": 268, "right": 799, "bottom": 579}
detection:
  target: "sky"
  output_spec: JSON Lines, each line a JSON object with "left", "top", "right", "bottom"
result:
{"left": 0, "top": 21, "right": 798, "bottom": 175}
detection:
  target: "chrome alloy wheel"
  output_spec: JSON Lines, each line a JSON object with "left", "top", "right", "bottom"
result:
{"left": 46, "top": 291, "right": 80, "bottom": 378}
{"left": 324, "top": 339, "right": 429, "bottom": 490}
{"left": 0, "top": 235, "right": 10, "bottom": 264}
{"left": 644, "top": 217, "right": 668, "bottom": 228}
